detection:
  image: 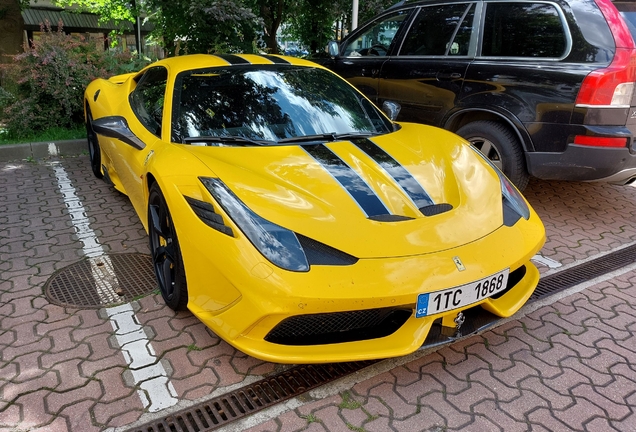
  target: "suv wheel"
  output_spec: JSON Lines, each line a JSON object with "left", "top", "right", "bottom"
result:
{"left": 456, "top": 120, "right": 529, "bottom": 190}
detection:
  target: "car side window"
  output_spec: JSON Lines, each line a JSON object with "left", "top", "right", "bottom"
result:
{"left": 482, "top": 2, "right": 567, "bottom": 58}
{"left": 129, "top": 67, "right": 168, "bottom": 137}
{"left": 342, "top": 11, "right": 409, "bottom": 57}
{"left": 400, "top": 3, "right": 475, "bottom": 56}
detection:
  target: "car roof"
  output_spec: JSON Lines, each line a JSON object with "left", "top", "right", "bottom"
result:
{"left": 387, "top": 0, "right": 481, "bottom": 10}
{"left": 144, "top": 54, "right": 321, "bottom": 76}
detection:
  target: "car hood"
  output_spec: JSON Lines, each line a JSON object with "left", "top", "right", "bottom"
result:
{"left": 184, "top": 123, "right": 506, "bottom": 259}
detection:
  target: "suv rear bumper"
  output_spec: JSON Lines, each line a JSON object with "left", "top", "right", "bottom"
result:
{"left": 526, "top": 145, "right": 636, "bottom": 185}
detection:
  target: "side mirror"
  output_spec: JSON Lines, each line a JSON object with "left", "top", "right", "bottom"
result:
{"left": 382, "top": 101, "right": 401, "bottom": 121}
{"left": 327, "top": 41, "right": 339, "bottom": 57}
{"left": 92, "top": 116, "right": 146, "bottom": 150}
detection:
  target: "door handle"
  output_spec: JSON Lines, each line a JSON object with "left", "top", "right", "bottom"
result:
{"left": 361, "top": 68, "right": 381, "bottom": 78}
{"left": 437, "top": 71, "right": 462, "bottom": 80}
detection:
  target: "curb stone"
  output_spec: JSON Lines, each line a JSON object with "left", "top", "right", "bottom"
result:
{"left": 0, "top": 138, "right": 87, "bottom": 162}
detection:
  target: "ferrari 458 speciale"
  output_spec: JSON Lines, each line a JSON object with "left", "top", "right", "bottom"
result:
{"left": 84, "top": 54, "right": 545, "bottom": 363}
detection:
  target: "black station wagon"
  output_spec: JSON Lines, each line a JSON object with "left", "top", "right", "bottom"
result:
{"left": 321, "top": 0, "right": 636, "bottom": 190}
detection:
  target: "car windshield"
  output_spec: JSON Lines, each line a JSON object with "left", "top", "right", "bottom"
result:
{"left": 171, "top": 65, "right": 393, "bottom": 145}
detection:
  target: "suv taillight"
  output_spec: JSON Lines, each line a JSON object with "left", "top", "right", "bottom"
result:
{"left": 575, "top": 0, "right": 636, "bottom": 107}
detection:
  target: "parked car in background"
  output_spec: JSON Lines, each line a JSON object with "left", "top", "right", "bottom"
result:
{"left": 320, "top": 0, "right": 636, "bottom": 190}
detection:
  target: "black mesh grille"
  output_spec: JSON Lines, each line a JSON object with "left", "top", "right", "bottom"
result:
{"left": 297, "top": 234, "right": 358, "bottom": 266}
{"left": 265, "top": 307, "right": 412, "bottom": 345}
{"left": 368, "top": 214, "right": 414, "bottom": 222}
{"left": 419, "top": 203, "right": 453, "bottom": 216}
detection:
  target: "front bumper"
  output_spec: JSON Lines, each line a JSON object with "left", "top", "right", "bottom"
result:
{"left": 181, "top": 212, "right": 545, "bottom": 364}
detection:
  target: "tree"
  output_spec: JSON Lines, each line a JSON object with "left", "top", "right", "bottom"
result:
{"left": 358, "top": 0, "right": 395, "bottom": 25}
{"left": 0, "top": 0, "right": 26, "bottom": 59}
{"left": 285, "top": 0, "right": 338, "bottom": 54}
{"left": 245, "top": 0, "right": 291, "bottom": 54}
{"left": 55, "top": 0, "right": 263, "bottom": 55}
{"left": 54, "top": 0, "right": 142, "bottom": 54}
{"left": 147, "top": 0, "right": 262, "bottom": 55}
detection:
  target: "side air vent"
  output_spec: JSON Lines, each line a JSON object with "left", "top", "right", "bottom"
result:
{"left": 184, "top": 196, "right": 234, "bottom": 236}
{"left": 296, "top": 234, "right": 358, "bottom": 266}
{"left": 419, "top": 203, "right": 453, "bottom": 216}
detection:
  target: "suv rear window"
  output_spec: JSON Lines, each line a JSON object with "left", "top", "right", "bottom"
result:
{"left": 482, "top": 2, "right": 567, "bottom": 58}
{"left": 614, "top": 1, "right": 636, "bottom": 42}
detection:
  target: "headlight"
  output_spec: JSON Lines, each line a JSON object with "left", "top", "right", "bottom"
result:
{"left": 200, "top": 177, "right": 309, "bottom": 272}
{"left": 470, "top": 148, "right": 530, "bottom": 225}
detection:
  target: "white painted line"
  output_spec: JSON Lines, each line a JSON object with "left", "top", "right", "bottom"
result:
{"left": 48, "top": 143, "right": 59, "bottom": 156}
{"left": 106, "top": 304, "right": 178, "bottom": 412}
{"left": 531, "top": 254, "right": 562, "bottom": 269}
{"left": 52, "top": 163, "right": 104, "bottom": 259}
{"left": 50, "top": 161, "right": 177, "bottom": 413}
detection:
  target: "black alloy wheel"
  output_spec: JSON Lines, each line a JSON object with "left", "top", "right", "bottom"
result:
{"left": 85, "top": 105, "right": 103, "bottom": 179}
{"left": 148, "top": 183, "right": 188, "bottom": 311}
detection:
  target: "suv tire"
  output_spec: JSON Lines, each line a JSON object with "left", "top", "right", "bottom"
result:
{"left": 457, "top": 120, "right": 529, "bottom": 190}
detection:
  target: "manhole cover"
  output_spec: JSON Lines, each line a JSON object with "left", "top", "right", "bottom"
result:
{"left": 45, "top": 253, "right": 157, "bottom": 308}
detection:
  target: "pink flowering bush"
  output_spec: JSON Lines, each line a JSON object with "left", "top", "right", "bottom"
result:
{"left": 0, "top": 21, "right": 149, "bottom": 139}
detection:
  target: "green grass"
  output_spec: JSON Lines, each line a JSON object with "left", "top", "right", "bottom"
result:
{"left": 339, "top": 391, "right": 362, "bottom": 410}
{"left": 300, "top": 413, "right": 319, "bottom": 423}
{"left": 0, "top": 125, "right": 86, "bottom": 145}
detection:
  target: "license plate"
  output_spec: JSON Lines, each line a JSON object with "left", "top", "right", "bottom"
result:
{"left": 416, "top": 269, "right": 510, "bottom": 318}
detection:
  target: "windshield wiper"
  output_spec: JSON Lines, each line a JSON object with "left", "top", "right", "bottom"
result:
{"left": 183, "top": 135, "right": 274, "bottom": 146}
{"left": 276, "top": 132, "right": 374, "bottom": 144}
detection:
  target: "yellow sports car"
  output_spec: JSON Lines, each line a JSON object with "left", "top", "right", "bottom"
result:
{"left": 84, "top": 54, "right": 545, "bottom": 364}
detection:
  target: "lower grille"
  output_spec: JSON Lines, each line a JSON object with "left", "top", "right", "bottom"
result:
{"left": 265, "top": 307, "right": 412, "bottom": 345}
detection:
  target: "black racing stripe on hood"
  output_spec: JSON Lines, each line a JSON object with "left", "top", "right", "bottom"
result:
{"left": 303, "top": 144, "right": 391, "bottom": 218}
{"left": 261, "top": 55, "right": 291, "bottom": 64}
{"left": 352, "top": 138, "right": 435, "bottom": 209}
{"left": 214, "top": 54, "right": 250, "bottom": 65}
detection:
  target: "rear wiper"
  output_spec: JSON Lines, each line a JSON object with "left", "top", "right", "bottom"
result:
{"left": 276, "top": 132, "right": 374, "bottom": 144}
{"left": 183, "top": 135, "right": 274, "bottom": 146}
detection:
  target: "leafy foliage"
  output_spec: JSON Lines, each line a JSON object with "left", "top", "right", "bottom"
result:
{"left": 358, "top": 0, "right": 396, "bottom": 25}
{"left": 54, "top": 0, "right": 139, "bottom": 33}
{"left": 0, "top": 21, "right": 146, "bottom": 139}
{"left": 245, "top": 0, "right": 292, "bottom": 53}
{"left": 147, "top": 0, "right": 263, "bottom": 55}
{"left": 285, "top": 0, "right": 338, "bottom": 53}
{"left": 50, "top": 0, "right": 397, "bottom": 56}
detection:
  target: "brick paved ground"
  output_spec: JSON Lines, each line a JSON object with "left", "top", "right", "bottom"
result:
{"left": 243, "top": 271, "right": 636, "bottom": 432}
{"left": 2, "top": 155, "right": 636, "bottom": 431}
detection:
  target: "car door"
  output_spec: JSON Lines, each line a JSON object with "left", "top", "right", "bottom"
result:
{"left": 462, "top": 1, "right": 575, "bottom": 152}
{"left": 112, "top": 66, "right": 167, "bottom": 217}
{"left": 378, "top": 2, "right": 478, "bottom": 127}
{"left": 328, "top": 9, "right": 414, "bottom": 103}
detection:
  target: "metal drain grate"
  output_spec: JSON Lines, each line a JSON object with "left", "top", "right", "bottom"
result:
{"left": 129, "top": 361, "right": 377, "bottom": 432}
{"left": 531, "top": 244, "right": 636, "bottom": 300}
{"left": 45, "top": 253, "right": 157, "bottom": 308}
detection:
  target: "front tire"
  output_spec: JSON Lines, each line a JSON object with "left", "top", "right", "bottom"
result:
{"left": 148, "top": 183, "right": 188, "bottom": 311}
{"left": 85, "top": 105, "right": 103, "bottom": 179}
{"left": 456, "top": 120, "right": 529, "bottom": 190}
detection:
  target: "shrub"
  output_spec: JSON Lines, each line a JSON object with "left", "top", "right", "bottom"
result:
{"left": 0, "top": 21, "right": 150, "bottom": 139}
